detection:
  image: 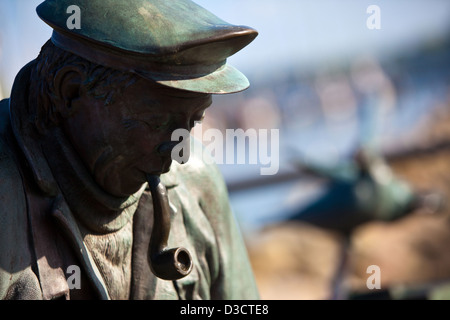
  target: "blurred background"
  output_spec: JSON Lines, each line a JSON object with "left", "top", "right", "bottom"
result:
{"left": 2, "top": 0, "right": 450, "bottom": 300}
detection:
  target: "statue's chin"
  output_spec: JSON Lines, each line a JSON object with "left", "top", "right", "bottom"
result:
{"left": 161, "top": 159, "right": 173, "bottom": 174}
{"left": 93, "top": 165, "right": 143, "bottom": 198}
{"left": 100, "top": 178, "right": 142, "bottom": 198}
{"left": 142, "top": 158, "right": 173, "bottom": 176}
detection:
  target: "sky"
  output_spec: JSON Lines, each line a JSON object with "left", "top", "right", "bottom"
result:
{"left": 195, "top": 0, "right": 450, "bottom": 75}
{"left": 1, "top": 0, "right": 450, "bottom": 95}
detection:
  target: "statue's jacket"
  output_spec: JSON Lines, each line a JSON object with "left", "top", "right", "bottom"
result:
{"left": 0, "top": 62, "right": 259, "bottom": 300}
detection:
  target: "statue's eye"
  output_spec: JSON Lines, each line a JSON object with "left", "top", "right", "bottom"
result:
{"left": 153, "top": 119, "right": 171, "bottom": 130}
{"left": 128, "top": 114, "right": 172, "bottom": 131}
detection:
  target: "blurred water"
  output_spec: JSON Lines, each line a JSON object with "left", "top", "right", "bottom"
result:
{"left": 228, "top": 177, "right": 329, "bottom": 233}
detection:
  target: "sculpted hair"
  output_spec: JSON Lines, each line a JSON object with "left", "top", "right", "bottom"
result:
{"left": 29, "top": 40, "right": 139, "bottom": 133}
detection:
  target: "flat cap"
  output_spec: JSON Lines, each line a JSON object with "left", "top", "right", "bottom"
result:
{"left": 36, "top": 0, "right": 258, "bottom": 94}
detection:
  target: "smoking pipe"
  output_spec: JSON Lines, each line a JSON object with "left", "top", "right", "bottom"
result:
{"left": 147, "top": 174, "right": 193, "bottom": 280}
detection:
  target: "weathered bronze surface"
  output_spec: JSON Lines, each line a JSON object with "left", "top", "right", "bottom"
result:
{"left": 0, "top": 0, "right": 259, "bottom": 300}
{"left": 147, "top": 174, "right": 193, "bottom": 280}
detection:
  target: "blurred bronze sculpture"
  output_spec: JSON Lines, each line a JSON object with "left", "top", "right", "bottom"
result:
{"left": 290, "top": 147, "right": 420, "bottom": 234}
{"left": 0, "top": 0, "right": 259, "bottom": 300}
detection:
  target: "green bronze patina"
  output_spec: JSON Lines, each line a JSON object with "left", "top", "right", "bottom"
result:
{"left": 36, "top": 0, "right": 258, "bottom": 94}
{"left": 0, "top": 0, "right": 259, "bottom": 300}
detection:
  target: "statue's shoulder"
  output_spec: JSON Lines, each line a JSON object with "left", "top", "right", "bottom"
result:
{"left": 0, "top": 99, "right": 18, "bottom": 169}
{"left": 0, "top": 98, "right": 27, "bottom": 213}
{"left": 0, "top": 100, "right": 42, "bottom": 300}
{"left": 0, "top": 99, "right": 11, "bottom": 139}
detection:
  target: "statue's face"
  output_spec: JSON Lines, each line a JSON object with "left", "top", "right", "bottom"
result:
{"left": 62, "top": 77, "right": 212, "bottom": 197}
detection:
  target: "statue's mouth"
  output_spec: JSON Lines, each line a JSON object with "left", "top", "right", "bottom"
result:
{"left": 157, "top": 141, "right": 179, "bottom": 157}
{"left": 141, "top": 157, "right": 172, "bottom": 177}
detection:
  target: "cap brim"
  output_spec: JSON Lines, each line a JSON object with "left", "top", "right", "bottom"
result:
{"left": 137, "top": 64, "right": 250, "bottom": 94}
{"left": 40, "top": 0, "right": 258, "bottom": 95}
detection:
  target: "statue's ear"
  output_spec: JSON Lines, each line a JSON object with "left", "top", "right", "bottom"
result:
{"left": 53, "top": 66, "right": 82, "bottom": 118}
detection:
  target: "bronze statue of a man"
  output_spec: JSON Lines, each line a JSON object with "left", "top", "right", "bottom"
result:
{"left": 0, "top": 0, "right": 259, "bottom": 300}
